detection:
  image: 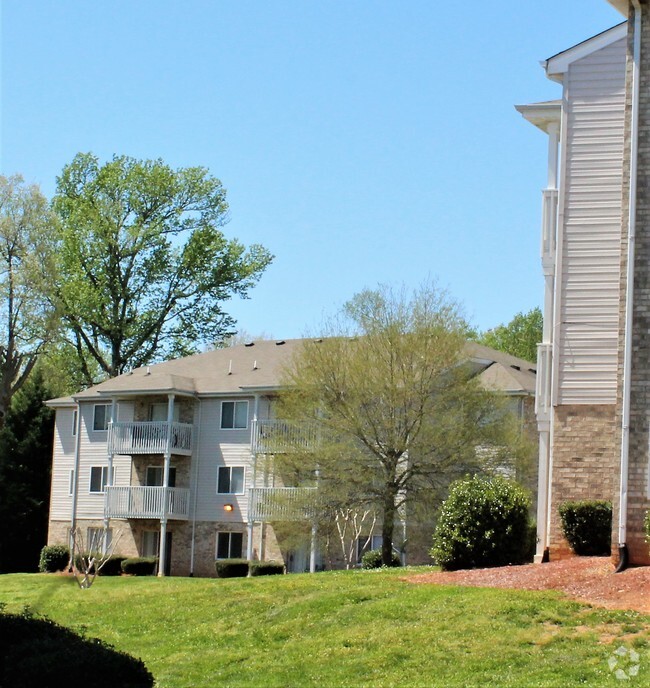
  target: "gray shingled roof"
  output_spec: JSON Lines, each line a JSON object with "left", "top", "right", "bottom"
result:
{"left": 46, "top": 338, "right": 536, "bottom": 406}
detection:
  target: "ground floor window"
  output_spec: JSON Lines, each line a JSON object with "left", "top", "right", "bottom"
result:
{"left": 356, "top": 534, "right": 383, "bottom": 562}
{"left": 142, "top": 530, "right": 160, "bottom": 558}
{"left": 87, "top": 527, "right": 112, "bottom": 553}
{"left": 216, "top": 531, "right": 243, "bottom": 559}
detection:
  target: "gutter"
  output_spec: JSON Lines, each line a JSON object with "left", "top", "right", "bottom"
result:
{"left": 618, "top": 0, "right": 642, "bottom": 573}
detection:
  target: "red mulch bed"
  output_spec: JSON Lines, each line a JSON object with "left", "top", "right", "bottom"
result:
{"left": 406, "top": 557, "right": 650, "bottom": 614}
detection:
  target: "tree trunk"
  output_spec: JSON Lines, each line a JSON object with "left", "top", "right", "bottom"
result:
{"left": 381, "top": 488, "right": 397, "bottom": 566}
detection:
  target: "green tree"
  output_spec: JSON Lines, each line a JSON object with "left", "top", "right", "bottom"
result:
{"left": 477, "top": 307, "right": 542, "bottom": 363}
{"left": 0, "top": 368, "right": 55, "bottom": 572}
{"left": 52, "top": 153, "right": 273, "bottom": 384}
{"left": 0, "top": 175, "right": 58, "bottom": 422}
{"left": 276, "top": 284, "right": 525, "bottom": 566}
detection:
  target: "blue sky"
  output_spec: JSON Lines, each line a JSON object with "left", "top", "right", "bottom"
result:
{"left": 0, "top": 1, "right": 623, "bottom": 340}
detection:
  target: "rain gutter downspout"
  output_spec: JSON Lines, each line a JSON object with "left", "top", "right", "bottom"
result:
{"left": 618, "top": 0, "right": 642, "bottom": 573}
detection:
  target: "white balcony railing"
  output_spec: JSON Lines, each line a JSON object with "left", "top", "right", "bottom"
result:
{"left": 541, "top": 188, "right": 558, "bottom": 270}
{"left": 535, "top": 343, "right": 552, "bottom": 421}
{"left": 108, "top": 421, "right": 193, "bottom": 456}
{"left": 105, "top": 486, "right": 190, "bottom": 520}
{"left": 248, "top": 487, "right": 317, "bottom": 522}
{"left": 251, "top": 419, "right": 319, "bottom": 454}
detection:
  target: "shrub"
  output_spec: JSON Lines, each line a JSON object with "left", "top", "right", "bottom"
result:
{"left": 249, "top": 560, "right": 284, "bottom": 576}
{"left": 38, "top": 545, "right": 70, "bottom": 573}
{"left": 0, "top": 608, "right": 154, "bottom": 687}
{"left": 559, "top": 500, "right": 612, "bottom": 556}
{"left": 431, "top": 475, "right": 532, "bottom": 571}
{"left": 214, "top": 559, "right": 250, "bottom": 578}
{"left": 644, "top": 510, "right": 650, "bottom": 546}
{"left": 121, "top": 557, "right": 157, "bottom": 576}
{"left": 100, "top": 555, "right": 127, "bottom": 576}
{"left": 361, "top": 548, "right": 401, "bottom": 569}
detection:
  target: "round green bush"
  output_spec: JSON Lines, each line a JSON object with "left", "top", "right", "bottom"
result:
{"left": 431, "top": 475, "right": 532, "bottom": 571}
{"left": 249, "top": 561, "right": 284, "bottom": 576}
{"left": 559, "top": 500, "right": 611, "bottom": 556}
{"left": 361, "top": 548, "right": 401, "bottom": 569}
{"left": 38, "top": 545, "right": 70, "bottom": 573}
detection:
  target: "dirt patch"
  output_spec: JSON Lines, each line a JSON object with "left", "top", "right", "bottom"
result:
{"left": 406, "top": 557, "right": 650, "bottom": 614}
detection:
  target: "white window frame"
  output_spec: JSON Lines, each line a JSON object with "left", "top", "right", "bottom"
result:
{"left": 142, "top": 530, "right": 160, "bottom": 558}
{"left": 93, "top": 403, "right": 111, "bottom": 432}
{"left": 149, "top": 402, "right": 180, "bottom": 422}
{"left": 217, "top": 466, "right": 245, "bottom": 495}
{"left": 220, "top": 400, "right": 248, "bottom": 429}
{"left": 215, "top": 531, "right": 244, "bottom": 559}
{"left": 89, "top": 466, "right": 113, "bottom": 494}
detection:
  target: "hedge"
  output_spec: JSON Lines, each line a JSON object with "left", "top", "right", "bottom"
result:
{"left": 361, "top": 548, "right": 401, "bottom": 569}
{"left": 121, "top": 557, "right": 158, "bottom": 576}
{"left": 249, "top": 561, "right": 284, "bottom": 576}
{"left": 214, "top": 559, "right": 250, "bottom": 578}
{"left": 38, "top": 545, "right": 70, "bottom": 573}
{"left": 559, "top": 500, "right": 612, "bottom": 556}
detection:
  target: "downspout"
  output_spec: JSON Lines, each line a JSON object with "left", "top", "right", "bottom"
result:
{"left": 69, "top": 403, "right": 82, "bottom": 569}
{"left": 189, "top": 398, "right": 201, "bottom": 576}
{"left": 618, "top": 0, "right": 642, "bottom": 573}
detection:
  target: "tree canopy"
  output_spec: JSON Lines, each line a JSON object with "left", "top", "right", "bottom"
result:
{"left": 275, "top": 284, "right": 527, "bottom": 566}
{"left": 476, "top": 307, "right": 542, "bottom": 364}
{"left": 0, "top": 175, "right": 58, "bottom": 422}
{"left": 52, "top": 153, "right": 273, "bottom": 384}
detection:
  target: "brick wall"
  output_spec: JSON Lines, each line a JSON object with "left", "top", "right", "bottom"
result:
{"left": 549, "top": 405, "right": 618, "bottom": 558}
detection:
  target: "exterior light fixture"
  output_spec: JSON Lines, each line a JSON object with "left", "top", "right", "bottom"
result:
{"left": 224, "top": 504, "right": 234, "bottom": 512}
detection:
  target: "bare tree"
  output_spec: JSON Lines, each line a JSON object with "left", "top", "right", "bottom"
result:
{"left": 70, "top": 527, "right": 120, "bottom": 589}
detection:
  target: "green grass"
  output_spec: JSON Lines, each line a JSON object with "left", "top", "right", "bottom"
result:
{"left": 1, "top": 567, "right": 649, "bottom": 687}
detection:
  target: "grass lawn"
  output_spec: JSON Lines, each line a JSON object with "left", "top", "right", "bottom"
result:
{"left": 1, "top": 567, "right": 649, "bottom": 687}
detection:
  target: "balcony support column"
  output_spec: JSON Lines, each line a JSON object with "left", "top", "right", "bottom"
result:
{"left": 103, "top": 399, "right": 118, "bottom": 554}
{"left": 158, "top": 394, "right": 175, "bottom": 577}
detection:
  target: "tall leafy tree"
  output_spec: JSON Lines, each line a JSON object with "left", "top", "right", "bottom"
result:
{"left": 53, "top": 153, "right": 273, "bottom": 384}
{"left": 276, "top": 284, "right": 527, "bottom": 566}
{"left": 476, "top": 307, "right": 543, "bottom": 364}
{"left": 0, "top": 368, "right": 55, "bottom": 572}
{"left": 0, "top": 175, "right": 58, "bottom": 423}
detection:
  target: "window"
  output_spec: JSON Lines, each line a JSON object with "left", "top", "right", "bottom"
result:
{"left": 220, "top": 401, "right": 248, "bottom": 429}
{"left": 149, "top": 403, "right": 180, "bottom": 422}
{"left": 93, "top": 404, "right": 111, "bottom": 431}
{"left": 72, "top": 409, "right": 78, "bottom": 436}
{"left": 87, "top": 527, "right": 112, "bottom": 552}
{"left": 216, "top": 531, "right": 243, "bottom": 559}
{"left": 217, "top": 466, "right": 245, "bottom": 494}
{"left": 89, "top": 466, "right": 113, "bottom": 493}
{"left": 146, "top": 465, "right": 176, "bottom": 487}
{"left": 142, "top": 530, "right": 160, "bottom": 557}
{"left": 68, "top": 470, "right": 75, "bottom": 496}
{"left": 357, "top": 535, "right": 383, "bottom": 562}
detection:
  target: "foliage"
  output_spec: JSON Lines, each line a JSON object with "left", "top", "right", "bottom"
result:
{"left": 214, "top": 558, "right": 250, "bottom": 578}
{"left": 276, "top": 283, "right": 528, "bottom": 566}
{"left": 0, "top": 369, "right": 55, "bottom": 572}
{"left": 0, "top": 571, "right": 645, "bottom": 687}
{"left": 100, "top": 555, "right": 128, "bottom": 576}
{"left": 38, "top": 545, "right": 70, "bottom": 573}
{"left": 559, "top": 501, "right": 612, "bottom": 556}
{"left": 0, "top": 175, "right": 58, "bottom": 421}
{"left": 121, "top": 557, "right": 158, "bottom": 576}
{"left": 431, "top": 475, "right": 532, "bottom": 571}
{"left": 0, "top": 607, "right": 154, "bottom": 688}
{"left": 476, "top": 307, "right": 542, "bottom": 363}
{"left": 249, "top": 560, "right": 285, "bottom": 576}
{"left": 360, "top": 548, "right": 401, "bottom": 569}
{"left": 52, "top": 152, "right": 273, "bottom": 384}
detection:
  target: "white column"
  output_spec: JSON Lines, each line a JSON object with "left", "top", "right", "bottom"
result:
{"left": 309, "top": 523, "right": 317, "bottom": 573}
{"left": 158, "top": 394, "right": 175, "bottom": 577}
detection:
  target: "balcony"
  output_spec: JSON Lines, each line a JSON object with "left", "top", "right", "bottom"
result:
{"left": 248, "top": 487, "right": 317, "bottom": 522}
{"left": 105, "top": 486, "right": 190, "bottom": 520}
{"left": 251, "top": 419, "right": 319, "bottom": 454}
{"left": 108, "top": 421, "right": 193, "bottom": 456}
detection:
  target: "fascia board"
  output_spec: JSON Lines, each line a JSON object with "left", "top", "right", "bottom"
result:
{"left": 545, "top": 22, "right": 627, "bottom": 78}
{"left": 515, "top": 101, "right": 562, "bottom": 133}
{"left": 606, "top": 0, "right": 628, "bottom": 16}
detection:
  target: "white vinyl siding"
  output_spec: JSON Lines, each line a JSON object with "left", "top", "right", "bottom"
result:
{"left": 557, "top": 37, "right": 626, "bottom": 404}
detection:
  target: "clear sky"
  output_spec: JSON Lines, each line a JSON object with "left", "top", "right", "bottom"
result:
{"left": 0, "top": 1, "right": 623, "bottom": 340}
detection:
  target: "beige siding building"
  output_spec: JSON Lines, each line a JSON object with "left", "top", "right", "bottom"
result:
{"left": 520, "top": 1, "right": 650, "bottom": 566}
{"left": 46, "top": 339, "right": 535, "bottom": 576}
